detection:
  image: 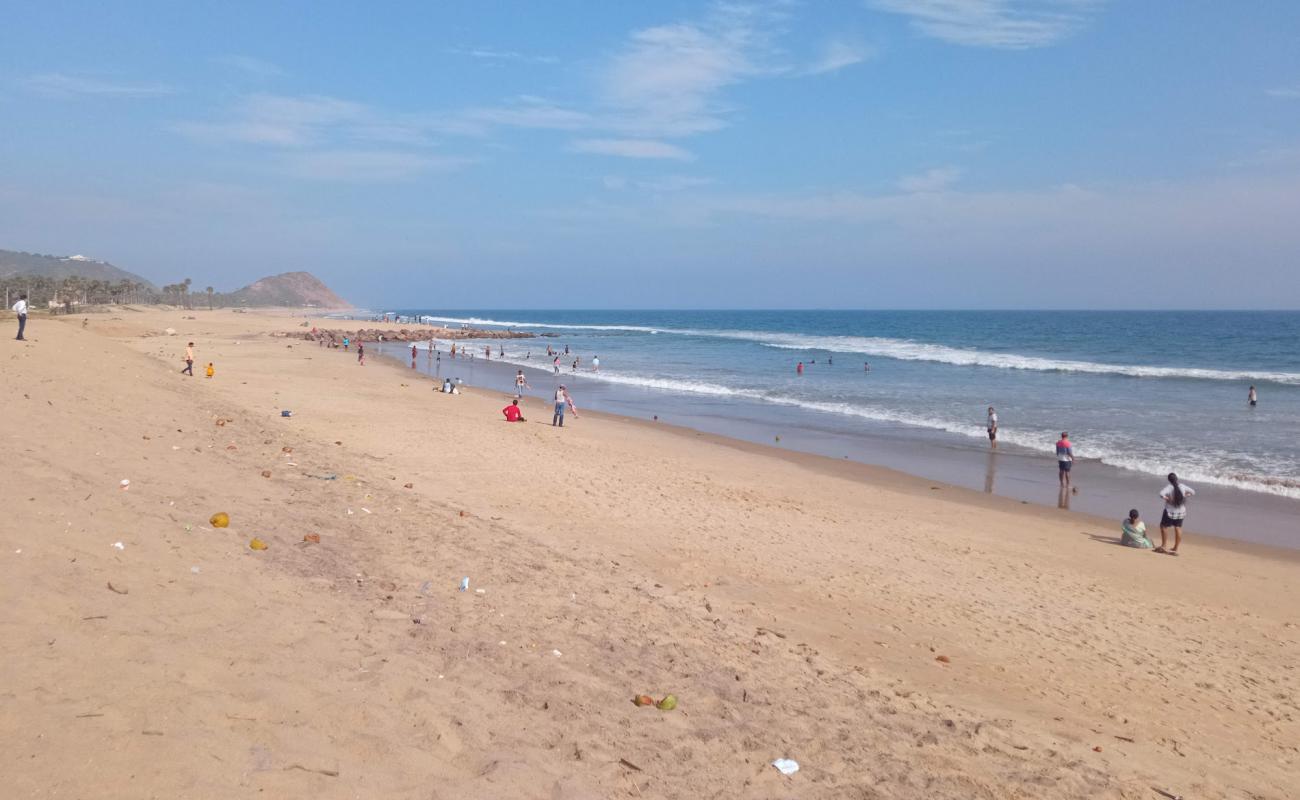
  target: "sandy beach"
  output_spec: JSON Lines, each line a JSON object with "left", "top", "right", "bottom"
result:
{"left": 2, "top": 307, "right": 1297, "bottom": 799}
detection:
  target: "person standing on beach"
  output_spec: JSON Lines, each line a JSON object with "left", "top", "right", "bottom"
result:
{"left": 987, "top": 407, "right": 998, "bottom": 449}
{"left": 12, "top": 294, "right": 28, "bottom": 341}
{"left": 1248, "top": 386, "right": 1257, "bottom": 407}
{"left": 553, "top": 356, "right": 561, "bottom": 375}
{"left": 410, "top": 344, "right": 417, "bottom": 361}
{"left": 515, "top": 370, "right": 530, "bottom": 397}
{"left": 1055, "top": 432, "right": 1074, "bottom": 487}
{"left": 182, "top": 342, "right": 195, "bottom": 376}
{"left": 797, "top": 361, "right": 804, "bottom": 375}
{"left": 592, "top": 355, "right": 600, "bottom": 372}
{"left": 342, "top": 336, "right": 350, "bottom": 352}
{"left": 357, "top": 342, "right": 365, "bottom": 366}
{"left": 553, "top": 385, "right": 575, "bottom": 427}
{"left": 1156, "top": 472, "right": 1195, "bottom": 555}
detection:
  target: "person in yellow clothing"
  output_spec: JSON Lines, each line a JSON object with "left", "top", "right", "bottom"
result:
{"left": 205, "top": 362, "right": 215, "bottom": 378}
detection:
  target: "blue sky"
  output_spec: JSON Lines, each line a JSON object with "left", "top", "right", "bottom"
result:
{"left": 2, "top": 0, "right": 1299, "bottom": 308}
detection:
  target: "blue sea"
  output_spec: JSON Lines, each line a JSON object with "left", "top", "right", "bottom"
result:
{"left": 371, "top": 310, "right": 1300, "bottom": 544}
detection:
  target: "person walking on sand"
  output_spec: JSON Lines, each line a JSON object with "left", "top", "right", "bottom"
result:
{"left": 1055, "top": 432, "right": 1074, "bottom": 488}
{"left": 1156, "top": 473, "right": 1195, "bottom": 555}
{"left": 987, "top": 406, "right": 999, "bottom": 449}
{"left": 182, "top": 342, "right": 195, "bottom": 376}
{"left": 12, "top": 293, "right": 28, "bottom": 340}
{"left": 1248, "top": 385, "right": 1257, "bottom": 407}
{"left": 515, "top": 370, "right": 530, "bottom": 397}
{"left": 357, "top": 342, "right": 365, "bottom": 366}
{"left": 553, "top": 385, "right": 576, "bottom": 427}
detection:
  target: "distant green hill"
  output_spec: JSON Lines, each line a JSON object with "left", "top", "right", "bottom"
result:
{"left": 0, "top": 248, "right": 156, "bottom": 288}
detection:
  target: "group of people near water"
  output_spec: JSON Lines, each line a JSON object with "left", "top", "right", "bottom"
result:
{"left": 985, "top": 385, "right": 1260, "bottom": 556}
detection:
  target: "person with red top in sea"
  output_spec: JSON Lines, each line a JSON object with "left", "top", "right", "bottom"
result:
{"left": 1055, "top": 432, "right": 1074, "bottom": 488}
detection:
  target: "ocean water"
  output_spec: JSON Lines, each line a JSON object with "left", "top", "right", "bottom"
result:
{"left": 394, "top": 310, "right": 1300, "bottom": 504}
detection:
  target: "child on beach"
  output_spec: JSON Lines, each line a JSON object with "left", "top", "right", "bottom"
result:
{"left": 342, "top": 336, "right": 350, "bottom": 352}
{"left": 357, "top": 343, "right": 365, "bottom": 366}
{"left": 515, "top": 370, "right": 530, "bottom": 397}
{"left": 1120, "top": 509, "right": 1152, "bottom": 548}
{"left": 503, "top": 398, "right": 525, "bottom": 422}
{"left": 205, "top": 362, "right": 215, "bottom": 379}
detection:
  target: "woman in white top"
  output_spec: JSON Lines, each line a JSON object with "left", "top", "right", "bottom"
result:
{"left": 1156, "top": 472, "right": 1195, "bottom": 556}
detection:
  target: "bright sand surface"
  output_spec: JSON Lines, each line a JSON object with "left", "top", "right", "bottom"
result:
{"left": 2, "top": 307, "right": 1297, "bottom": 799}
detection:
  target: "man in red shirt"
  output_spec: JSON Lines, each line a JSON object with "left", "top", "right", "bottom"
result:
{"left": 502, "top": 399, "right": 525, "bottom": 422}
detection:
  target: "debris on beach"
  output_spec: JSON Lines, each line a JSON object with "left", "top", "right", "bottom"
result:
{"left": 302, "top": 533, "right": 320, "bottom": 543}
{"left": 459, "top": 577, "right": 470, "bottom": 591}
{"left": 771, "top": 758, "right": 799, "bottom": 776}
{"left": 656, "top": 694, "right": 678, "bottom": 711}
{"left": 209, "top": 512, "right": 230, "bottom": 528}
{"left": 403, "top": 482, "right": 413, "bottom": 489}
{"left": 111, "top": 542, "right": 125, "bottom": 550}
{"left": 119, "top": 479, "right": 130, "bottom": 490}
{"left": 935, "top": 655, "right": 951, "bottom": 664}
{"left": 106, "top": 581, "right": 128, "bottom": 595}
{"left": 633, "top": 694, "right": 655, "bottom": 707}
{"left": 249, "top": 538, "right": 268, "bottom": 551}
{"left": 261, "top": 470, "right": 271, "bottom": 478}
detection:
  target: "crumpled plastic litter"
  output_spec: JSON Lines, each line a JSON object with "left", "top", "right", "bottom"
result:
{"left": 771, "top": 758, "right": 799, "bottom": 775}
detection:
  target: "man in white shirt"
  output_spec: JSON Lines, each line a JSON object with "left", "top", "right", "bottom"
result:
{"left": 986, "top": 406, "right": 998, "bottom": 449}
{"left": 13, "top": 294, "right": 28, "bottom": 340}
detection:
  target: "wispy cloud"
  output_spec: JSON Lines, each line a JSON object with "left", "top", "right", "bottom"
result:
{"left": 603, "top": 174, "right": 715, "bottom": 191}
{"left": 176, "top": 94, "right": 369, "bottom": 146}
{"left": 447, "top": 47, "right": 559, "bottom": 64}
{"left": 600, "top": 3, "right": 782, "bottom": 137}
{"left": 803, "top": 40, "right": 877, "bottom": 75}
{"left": 214, "top": 55, "right": 284, "bottom": 78}
{"left": 898, "top": 166, "right": 963, "bottom": 193}
{"left": 571, "top": 138, "right": 694, "bottom": 160}
{"left": 1265, "top": 86, "right": 1300, "bottom": 99}
{"left": 869, "top": 0, "right": 1102, "bottom": 49}
{"left": 281, "top": 150, "right": 473, "bottom": 182}
{"left": 21, "top": 72, "right": 175, "bottom": 98}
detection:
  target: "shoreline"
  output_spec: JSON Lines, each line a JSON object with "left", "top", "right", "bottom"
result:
{"left": 374, "top": 339, "right": 1300, "bottom": 552}
{"left": 4, "top": 306, "right": 1297, "bottom": 798}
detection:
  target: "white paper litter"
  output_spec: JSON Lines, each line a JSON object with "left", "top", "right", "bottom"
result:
{"left": 771, "top": 758, "right": 799, "bottom": 775}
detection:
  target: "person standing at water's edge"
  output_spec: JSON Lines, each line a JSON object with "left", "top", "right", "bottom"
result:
{"left": 1248, "top": 385, "right": 1257, "bottom": 407}
{"left": 1055, "top": 432, "right": 1074, "bottom": 487}
{"left": 182, "top": 342, "right": 195, "bottom": 376}
{"left": 515, "top": 370, "right": 530, "bottom": 397}
{"left": 796, "top": 361, "right": 804, "bottom": 375}
{"left": 987, "top": 407, "right": 998, "bottom": 449}
{"left": 13, "top": 294, "right": 28, "bottom": 340}
{"left": 1156, "top": 472, "right": 1195, "bottom": 555}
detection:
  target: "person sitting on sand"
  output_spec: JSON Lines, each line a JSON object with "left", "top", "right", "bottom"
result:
{"left": 1120, "top": 509, "right": 1152, "bottom": 549}
{"left": 205, "top": 362, "right": 215, "bottom": 379}
{"left": 503, "top": 399, "right": 525, "bottom": 423}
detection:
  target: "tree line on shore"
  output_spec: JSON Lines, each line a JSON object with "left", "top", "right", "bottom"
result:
{"left": 1, "top": 274, "right": 238, "bottom": 311}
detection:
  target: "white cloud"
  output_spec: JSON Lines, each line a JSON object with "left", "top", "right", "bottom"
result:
{"left": 870, "top": 0, "right": 1103, "bottom": 49}
{"left": 214, "top": 55, "right": 284, "bottom": 78}
{"left": 571, "top": 138, "right": 694, "bottom": 160}
{"left": 1265, "top": 86, "right": 1300, "bottom": 99}
{"left": 282, "top": 150, "right": 473, "bottom": 182}
{"left": 448, "top": 48, "right": 559, "bottom": 64}
{"left": 175, "top": 93, "right": 426, "bottom": 146}
{"left": 600, "top": 4, "right": 780, "bottom": 137}
{"left": 804, "top": 40, "right": 877, "bottom": 75}
{"left": 898, "top": 166, "right": 963, "bottom": 193}
{"left": 22, "top": 72, "right": 174, "bottom": 98}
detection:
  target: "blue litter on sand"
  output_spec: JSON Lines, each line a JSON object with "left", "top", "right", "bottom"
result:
{"left": 281, "top": 410, "right": 293, "bottom": 417}
{"left": 459, "top": 577, "right": 470, "bottom": 591}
